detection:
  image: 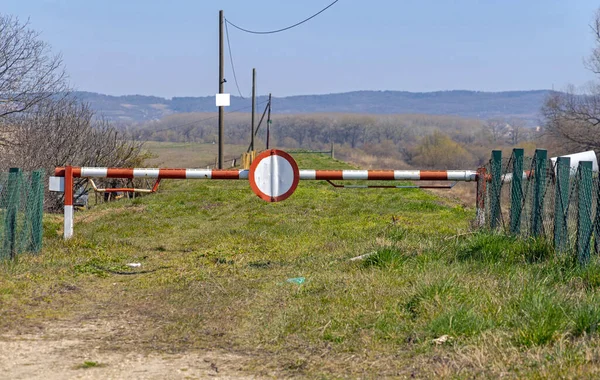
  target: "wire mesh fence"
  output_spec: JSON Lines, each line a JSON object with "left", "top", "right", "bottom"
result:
{"left": 480, "top": 148, "right": 599, "bottom": 265}
{"left": 0, "top": 169, "right": 45, "bottom": 260}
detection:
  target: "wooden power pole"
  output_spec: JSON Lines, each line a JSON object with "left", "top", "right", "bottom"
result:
{"left": 266, "top": 93, "right": 272, "bottom": 149}
{"left": 218, "top": 10, "right": 225, "bottom": 169}
{"left": 251, "top": 68, "right": 256, "bottom": 152}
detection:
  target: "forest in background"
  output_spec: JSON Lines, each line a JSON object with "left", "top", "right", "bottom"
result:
{"left": 126, "top": 112, "right": 541, "bottom": 171}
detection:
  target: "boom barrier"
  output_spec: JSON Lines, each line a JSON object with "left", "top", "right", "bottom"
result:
{"left": 49, "top": 149, "right": 600, "bottom": 249}
{"left": 51, "top": 149, "right": 477, "bottom": 239}
{"left": 53, "top": 167, "right": 477, "bottom": 182}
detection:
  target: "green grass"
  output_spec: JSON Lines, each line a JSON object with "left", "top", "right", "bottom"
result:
{"left": 143, "top": 141, "right": 247, "bottom": 168}
{"left": 74, "top": 361, "right": 107, "bottom": 369}
{"left": 3, "top": 153, "right": 600, "bottom": 377}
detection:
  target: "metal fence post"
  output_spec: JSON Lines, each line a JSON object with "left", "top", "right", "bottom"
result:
{"left": 490, "top": 150, "right": 502, "bottom": 229}
{"left": 530, "top": 149, "right": 547, "bottom": 237}
{"left": 595, "top": 173, "right": 600, "bottom": 255}
{"left": 475, "top": 167, "right": 487, "bottom": 227}
{"left": 29, "top": 170, "right": 44, "bottom": 252}
{"left": 2, "top": 168, "right": 22, "bottom": 260}
{"left": 510, "top": 148, "right": 524, "bottom": 234}
{"left": 576, "top": 161, "right": 593, "bottom": 265}
{"left": 554, "top": 156, "right": 570, "bottom": 252}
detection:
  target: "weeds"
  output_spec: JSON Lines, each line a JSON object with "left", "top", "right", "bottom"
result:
{"left": 2, "top": 153, "right": 600, "bottom": 377}
{"left": 75, "top": 361, "right": 106, "bottom": 369}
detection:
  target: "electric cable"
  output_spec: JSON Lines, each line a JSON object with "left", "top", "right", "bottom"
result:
{"left": 225, "top": 0, "right": 340, "bottom": 35}
{"left": 224, "top": 19, "right": 246, "bottom": 98}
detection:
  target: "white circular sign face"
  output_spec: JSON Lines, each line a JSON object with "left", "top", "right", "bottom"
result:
{"left": 249, "top": 150, "right": 299, "bottom": 202}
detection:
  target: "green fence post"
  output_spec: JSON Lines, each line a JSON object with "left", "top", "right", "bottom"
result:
{"left": 530, "top": 149, "right": 547, "bottom": 237}
{"left": 490, "top": 150, "right": 502, "bottom": 229}
{"left": 554, "top": 156, "right": 570, "bottom": 252}
{"left": 28, "top": 170, "right": 44, "bottom": 253}
{"left": 595, "top": 174, "right": 600, "bottom": 255}
{"left": 510, "top": 148, "right": 524, "bottom": 234}
{"left": 2, "top": 168, "right": 22, "bottom": 260}
{"left": 577, "top": 161, "right": 593, "bottom": 265}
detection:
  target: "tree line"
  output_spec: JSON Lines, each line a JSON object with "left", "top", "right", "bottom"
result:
{"left": 127, "top": 111, "right": 539, "bottom": 170}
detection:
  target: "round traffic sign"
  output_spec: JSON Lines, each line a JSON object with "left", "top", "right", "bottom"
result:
{"left": 249, "top": 149, "right": 299, "bottom": 202}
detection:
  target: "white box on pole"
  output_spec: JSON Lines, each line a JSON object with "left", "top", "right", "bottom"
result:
{"left": 49, "top": 176, "right": 65, "bottom": 192}
{"left": 216, "top": 93, "right": 230, "bottom": 107}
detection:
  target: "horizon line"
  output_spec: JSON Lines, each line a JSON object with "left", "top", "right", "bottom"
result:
{"left": 73, "top": 88, "right": 554, "bottom": 100}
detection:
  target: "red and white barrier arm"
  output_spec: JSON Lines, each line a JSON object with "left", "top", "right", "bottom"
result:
{"left": 54, "top": 167, "right": 478, "bottom": 182}
{"left": 52, "top": 165, "right": 477, "bottom": 240}
{"left": 54, "top": 167, "right": 248, "bottom": 179}
{"left": 298, "top": 170, "right": 477, "bottom": 181}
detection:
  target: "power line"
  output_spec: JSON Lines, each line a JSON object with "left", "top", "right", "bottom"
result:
{"left": 224, "top": 19, "right": 246, "bottom": 98}
{"left": 147, "top": 100, "right": 268, "bottom": 134}
{"left": 225, "top": 0, "right": 340, "bottom": 35}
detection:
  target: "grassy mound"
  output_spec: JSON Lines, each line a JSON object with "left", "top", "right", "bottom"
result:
{"left": 2, "top": 153, "right": 600, "bottom": 377}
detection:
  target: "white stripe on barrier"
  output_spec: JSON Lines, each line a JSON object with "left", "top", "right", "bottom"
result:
{"left": 186, "top": 169, "right": 212, "bottom": 179}
{"left": 134, "top": 168, "right": 159, "bottom": 178}
{"left": 81, "top": 168, "right": 108, "bottom": 177}
{"left": 342, "top": 170, "right": 369, "bottom": 180}
{"left": 239, "top": 170, "right": 249, "bottom": 179}
{"left": 394, "top": 171, "right": 421, "bottom": 180}
{"left": 299, "top": 170, "right": 316, "bottom": 180}
{"left": 447, "top": 171, "right": 477, "bottom": 181}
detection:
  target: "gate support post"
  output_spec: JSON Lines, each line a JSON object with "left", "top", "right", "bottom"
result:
{"left": 490, "top": 150, "right": 502, "bottom": 229}
{"left": 554, "top": 156, "right": 570, "bottom": 252}
{"left": 64, "top": 166, "right": 74, "bottom": 240}
{"left": 475, "top": 167, "right": 487, "bottom": 227}
{"left": 509, "top": 148, "right": 524, "bottom": 235}
{"left": 576, "top": 161, "right": 593, "bottom": 265}
{"left": 530, "top": 149, "right": 547, "bottom": 237}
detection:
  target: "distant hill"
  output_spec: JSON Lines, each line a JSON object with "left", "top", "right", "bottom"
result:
{"left": 74, "top": 90, "right": 551, "bottom": 124}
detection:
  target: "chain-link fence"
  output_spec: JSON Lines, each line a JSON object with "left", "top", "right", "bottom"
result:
{"left": 0, "top": 169, "right": 45, "bottom": 260}
{"left": 479, "top": 148, "right": 599, "bottom": 265}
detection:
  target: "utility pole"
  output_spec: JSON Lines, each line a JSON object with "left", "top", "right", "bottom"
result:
{"left": 266, "top": 93, "right": 272, "bottom": 149}
{"left": 218, "top": 10, "right": 224, "bottom": 169}
{"left": 251, "top": 68, "right": 256, "bottom": 152}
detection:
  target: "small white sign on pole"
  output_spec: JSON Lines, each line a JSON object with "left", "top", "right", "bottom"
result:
{"left": 216, "top": 93, "right": 231, "bottom": 107}
{"left": 49, "top": 176, "right": 65, "bottom": 192}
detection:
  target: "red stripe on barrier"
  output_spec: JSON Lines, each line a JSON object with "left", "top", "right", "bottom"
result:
{"left": 107, "top": 168, "right": 134, "bottom": 178}
{"left": 158, "top": 169, "right": 187, "bottom": 179}
{"left": 315, "top": 170, "right": 344, "bottom": 180}
{"left": 212, "top": 170, "right": 240, "bottom": 179}
{"left": 65, "top": 166, "right": 73, "bottom": 206}
{"left": 367, "top": 171, "right": 395, "bottom": 180}
{"left": 419, "top": 171, "right": 448, "bottom": 181}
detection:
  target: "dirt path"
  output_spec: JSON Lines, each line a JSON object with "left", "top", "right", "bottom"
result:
{"left": 0, "top": 321, "right": 257, "bottom": 380}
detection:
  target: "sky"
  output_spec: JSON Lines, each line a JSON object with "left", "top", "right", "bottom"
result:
{"left": 3, "top": 0, "right": 600, "bottom": 98}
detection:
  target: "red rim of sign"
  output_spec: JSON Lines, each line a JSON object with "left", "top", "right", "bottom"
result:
{"left": 249, "top": 149, "right": 299, "bottom": 202}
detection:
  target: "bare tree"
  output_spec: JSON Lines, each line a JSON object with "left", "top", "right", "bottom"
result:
{"left": 0, "top": 15, "right": 66, "bottom": 121}
{"left": 507, "top": 117, "right": 527, "bottom": 146}
{"left": 543, "top": 8, "right": 600, "bottom": 153}
{"left": 4, "top": 95, "right": 145, "bottom": 210}
{"left": 485, "top": 118, "right": 508, "bottom": 143}
{"left": 542, "top": 86, "right": 600, "bottom": 153}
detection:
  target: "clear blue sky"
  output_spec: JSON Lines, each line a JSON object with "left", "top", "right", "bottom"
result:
{"left": 4, "top": 0, "right": 599, "bottom": 98}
